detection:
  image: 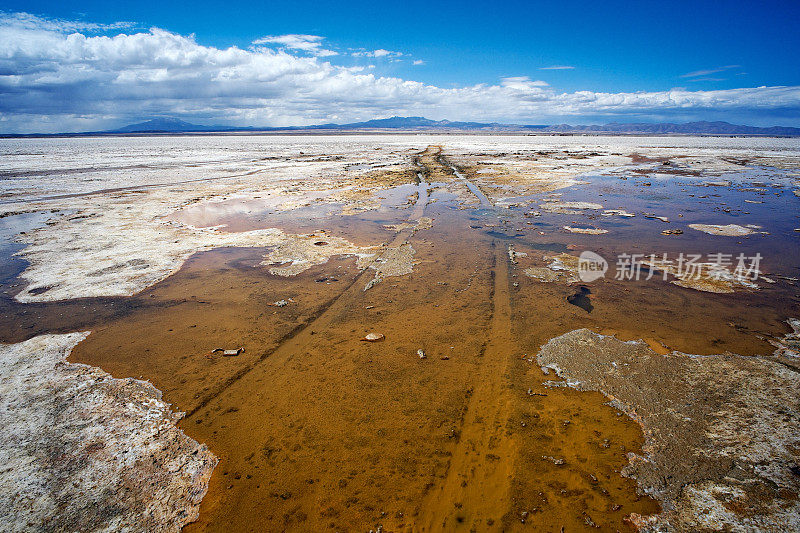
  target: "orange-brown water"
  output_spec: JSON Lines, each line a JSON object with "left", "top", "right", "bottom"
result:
{"left": 2, "top": 146, "right": 798, "bottom": 531}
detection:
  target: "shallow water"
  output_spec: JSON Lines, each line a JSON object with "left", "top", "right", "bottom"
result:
{"left": 0, "top": 136, "right": 798, "bottom": 531}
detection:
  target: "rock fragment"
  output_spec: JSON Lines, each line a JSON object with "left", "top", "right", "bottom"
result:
{"left": 601, "top": 209, "right": 635, "bottom": 218}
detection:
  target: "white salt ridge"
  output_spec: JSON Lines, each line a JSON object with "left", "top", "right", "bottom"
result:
{"left": 562, "top": 225, "right": 608, "bottom": 235}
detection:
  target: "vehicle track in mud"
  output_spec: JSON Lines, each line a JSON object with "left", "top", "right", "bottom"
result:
{"left": 183, "top": 149, "right": 438, "bottom": 417}
{"left": 436, "top": 153, "right": 494, "bottom": 208}
{"left": 418, "top": 241, "right": 518, "bottom": 531}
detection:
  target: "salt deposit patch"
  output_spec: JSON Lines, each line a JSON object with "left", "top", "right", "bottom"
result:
{"left": 562, "top": 226, "right": 608, "bottom": 235}
{"left": 263, "top": 232, "right": 376, "bottom": 276}
{"left": 13, "top": 205, "right": 377, "bottom": 302}
{"left": 535, "top": 329, "right": 800, "bottom": 532}
{"left": 0, "top": 332, "right": 216, "bottom": 532}
{"left": 364, "top": 242, "right": 417, "bottom": 291}
{"left": 688, "top": 223, "right": 762, "bottom": 237}
{"left": 539, "top": 201, "right": 604, "bottom": 214}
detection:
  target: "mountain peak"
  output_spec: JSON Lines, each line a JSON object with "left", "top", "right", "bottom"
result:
{"left": 113, "top": 118, "right": 207, "bottom": 133}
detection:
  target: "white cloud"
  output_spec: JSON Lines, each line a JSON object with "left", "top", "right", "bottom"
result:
{"left": 352, "top": 48, "right": 403, "bottom": 58}
{"left": 681, "top": 65, "right": 741, "bottom": 78}
{"left": 500, "top": 76, "right": 549, "bottom": 89}
{"left": 687, "top": 77, "right": 726, "bottom": 83}
{"left": 540, "top": 65, "right": 575, "bottom": 70}
{"left": 412, "top": 59, "right": 425, "bottom": 66}
{"left": 0, "top": 14, "right": 798, "bottom": 133}
{"left": 252, "top": 34, "right": 337, "bottom": 57}
{"left": 0, "top": 11, "right": 135, "bottom": 33}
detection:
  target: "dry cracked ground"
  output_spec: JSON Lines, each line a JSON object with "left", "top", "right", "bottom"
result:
{"left": 0, "top": 134, "right": 799, "bottom": 532}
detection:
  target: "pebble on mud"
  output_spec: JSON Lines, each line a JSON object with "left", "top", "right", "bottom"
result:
{"left": 212, "top": 347, "right": 245, "bottom": 356}
{"left": 362, "top": 333, "right": 385, "bottom": 342}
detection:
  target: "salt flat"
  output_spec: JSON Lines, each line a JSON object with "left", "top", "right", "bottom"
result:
{"left": 0, "top": 134, "right": 798, "bottom": 531}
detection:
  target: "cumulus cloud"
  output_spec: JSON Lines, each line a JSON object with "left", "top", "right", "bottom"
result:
{"left": 500, "top": 76, "right": 550, "bottom": 89}
{"left": 0, "top": 13, "right": 798, "bottom": 133}
{"left": 412, "top": 59, "right": 425, "bottom": 66}
{"left": 252, "top": 34, "right": 337, "bottom": 57}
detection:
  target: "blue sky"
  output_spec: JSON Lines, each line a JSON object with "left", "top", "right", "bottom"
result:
{"left": 1, "top": 1, "right": 799, "bottom": 132}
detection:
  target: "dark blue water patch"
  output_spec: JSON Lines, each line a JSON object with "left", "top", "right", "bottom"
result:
{"left": 0, "top": 211, "right": 57, "bottom": 296}
{"left": 0, "top": 242, "right": 28, "bottom": 295}
{"left": 567, "top": 286, "right": 593, "bottom": 313}
{"left": 486, "top": 230, "right": 525, "bottom": 240}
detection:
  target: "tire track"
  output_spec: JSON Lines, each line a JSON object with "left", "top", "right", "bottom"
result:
{"left": 436, "top": 153, "right": 493, "bottom": 208}
{"left": 417, "top": 240, "right": 518, "bottom": 531}
{"left": 186, "top": 150, "right": 435, "bottom": 417}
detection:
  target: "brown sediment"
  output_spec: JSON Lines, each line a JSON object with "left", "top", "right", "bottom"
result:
{"left": 629, "top": 153, "right": 673, "bottom": 165}
{"left": 418, "top": 242, "right": 517, "bottom": 531}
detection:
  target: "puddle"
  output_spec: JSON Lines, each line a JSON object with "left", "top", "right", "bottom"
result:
{"left": 567, "top": 285, "right": 593, "bottom": 312}
{"left": 0, "top": 210, "right": 59, "bottom": 296}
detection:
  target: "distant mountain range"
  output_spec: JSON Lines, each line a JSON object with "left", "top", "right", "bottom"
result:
{"left": 4, "top": 116, "right": 800, "bottom": 136}
{"left": 108, "top": 116, "right": 543, "bottom": 133}
{"left": 106, "top": 116, "right": 800, "bottom": 136}
{"left": 542, "top": 121, "right": 800, "bottom": 136}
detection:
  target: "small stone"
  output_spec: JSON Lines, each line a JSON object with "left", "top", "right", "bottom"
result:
{"left": 362, "top": 333, "right": 385, "bottom": 342}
